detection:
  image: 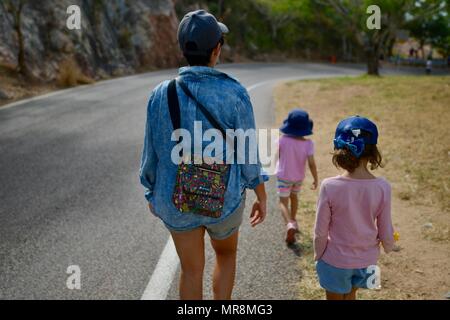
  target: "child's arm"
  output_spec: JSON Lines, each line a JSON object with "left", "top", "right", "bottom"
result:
{"left": 307, "top": 155, "right": 319, "bottom": 190}
{"left": 314, "top": 183, "right": 331, "bottom": 261}
{"left": 377, "top": 184, "right": 395, "bottom": 253}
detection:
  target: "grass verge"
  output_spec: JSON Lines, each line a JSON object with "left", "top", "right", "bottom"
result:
{"left": 275, "top": 75, "right": 450, "bottom": 299}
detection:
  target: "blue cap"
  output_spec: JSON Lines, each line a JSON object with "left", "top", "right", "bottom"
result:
{"left": 178, "top": 10, "right": 229, "bottom": 56}
{"left": 280, "top": 109, "right": 313, "bottom": 137}
{"left": 334, "top": 116, "right": 378, "bottom": 158}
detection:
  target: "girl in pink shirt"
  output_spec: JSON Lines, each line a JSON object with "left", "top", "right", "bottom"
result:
{"left": 314, "top": 116, "right": 394, "bottom": 300}
{"left": 276, "top": 109, "right": 318, "bottom": 244}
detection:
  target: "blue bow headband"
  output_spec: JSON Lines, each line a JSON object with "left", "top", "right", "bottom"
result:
{"left": 333, "top": 132, "right": 365, "bottom": 158}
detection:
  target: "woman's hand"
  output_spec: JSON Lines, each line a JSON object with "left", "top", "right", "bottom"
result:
{"left": 251, "top": 183, "right": 267, "bottom": 227}
{"left": 250, "top": 199, "right": 267, "bottom": 227}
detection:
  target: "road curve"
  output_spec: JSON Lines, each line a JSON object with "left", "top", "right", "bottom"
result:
{"left": 0, "top": 63, "right": 367, "bottom": 299}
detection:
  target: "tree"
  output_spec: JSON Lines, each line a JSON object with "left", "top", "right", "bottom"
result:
{"left": 407, "top": 0, "right": 450, "bottom": 57}
{"left": 316, "top": 0, "right": 404, "bottom": 75}
{"left": 253, "top": 0, "right": 298, "bottom": 40}
{"left": 3, "top": 0, "right": 29, "bottom": 76}
{"left": 316, "top": 0, "right": 445, "bottom": 75}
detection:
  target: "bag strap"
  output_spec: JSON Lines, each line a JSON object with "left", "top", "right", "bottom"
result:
{"left": 167, "top": 79, "right": 181, "bottom": 131}
{"left": 176, "top": 78, "right": 227, "bottom": 139}
{"left": 167, "top": 78, "right": 236, "bottom": 162}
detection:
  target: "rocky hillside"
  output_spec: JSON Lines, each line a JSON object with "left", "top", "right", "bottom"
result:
{"left": 0, "top": 0, "right": 180, "bottom": 81}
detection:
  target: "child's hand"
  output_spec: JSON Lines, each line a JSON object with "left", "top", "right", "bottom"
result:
{"left": 311, "top": 180, "right": 318, "bottom": 190}
{"left": 250, "top": 199, "right": 266, "bottom": 227}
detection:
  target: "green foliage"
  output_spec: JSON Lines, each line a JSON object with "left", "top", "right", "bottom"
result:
{"left": 407, "top": 0, "right": 450, "bottom": 55}
{"left": 175, "top": 0, "right": 449, "bottom": 60}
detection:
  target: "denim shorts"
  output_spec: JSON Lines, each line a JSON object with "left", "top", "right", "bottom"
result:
{"left": 165, "top": 195, "right": 246, "bottom": 240}
{"left": 316, "top": 260, "right": 377, "bottom": 294}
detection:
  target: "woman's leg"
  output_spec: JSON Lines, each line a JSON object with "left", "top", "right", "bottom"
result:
{"left": 210, "top": 231, "right": 239, "bottom": 300}
{"left": 289, "top": 193, "right": 298, "bottom": 221}
{"left": 170, "top": 227, "right": 206, "bottom": 300}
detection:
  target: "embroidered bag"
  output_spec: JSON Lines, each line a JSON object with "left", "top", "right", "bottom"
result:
{"left": 167, "top": 78, "right": 231, "bottom": 218}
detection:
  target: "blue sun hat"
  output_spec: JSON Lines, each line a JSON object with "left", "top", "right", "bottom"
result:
{"left": 280, "top": 109, "right": 313, "bottom": 137}
{"left": 334, "top": 116, "right": 378, "bottom": 158}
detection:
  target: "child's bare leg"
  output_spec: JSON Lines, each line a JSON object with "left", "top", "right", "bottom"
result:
{"left": 326, "top": 291, "right": 345, "bottom": 300}
{"left": 325, "top": 288, "right": 357, "bottom": 300}
{"left": 289, "top": 193, "right": 298, "bottom": 221}
{"left": 279, "top": 197, "right": 291, "bottom": 224}
{"left": 343, "top": 288, "right": 358, "bottom": 300}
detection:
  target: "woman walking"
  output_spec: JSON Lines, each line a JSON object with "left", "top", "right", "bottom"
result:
{"left": 139, "top": 10, "right": 268, "bottom": 300}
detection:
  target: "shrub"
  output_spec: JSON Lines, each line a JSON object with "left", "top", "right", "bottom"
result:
{"left": 57, "top": 59, "right": 94, "bottom": 87}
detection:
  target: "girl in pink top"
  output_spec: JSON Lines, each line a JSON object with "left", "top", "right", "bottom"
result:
{"left": 276, "top": 109, "right": 318, "bottom": 244}
{"left": 314, "top": 116, "right": 395, "bottom": 300}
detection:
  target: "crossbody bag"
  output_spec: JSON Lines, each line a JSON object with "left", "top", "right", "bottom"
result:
{"left": 167, "top": 78, "right": 231, "bottom": 218}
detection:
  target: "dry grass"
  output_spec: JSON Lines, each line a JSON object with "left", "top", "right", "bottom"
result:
{"left": 275, "top": 75, "right": 450, "bottom": 300}
{"left": 57, "top": 59, "right": 94, "bottom": 88}
{"left": 0, "top": 65, "right": 56, "bottom": 107}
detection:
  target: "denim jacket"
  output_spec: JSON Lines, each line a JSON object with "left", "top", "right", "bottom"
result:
{"left": 139, "top": 66, "right": 268, "bottom": 231}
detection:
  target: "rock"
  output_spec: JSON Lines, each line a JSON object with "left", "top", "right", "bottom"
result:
{"left": 423, "top": 222, "right": 433, "bottom": 229}
{"left": 445, "top": 292, "right": 450, "bottom": 299}
{"left": 0, "top": 0, "right": 181, "bottom": 81}
{"left": 0, "top": 89, "right": 11, "bottom": 100}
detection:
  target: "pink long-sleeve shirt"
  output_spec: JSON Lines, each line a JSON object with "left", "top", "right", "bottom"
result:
{"left": 314, "top": 176, "right": 394, "bottom": 269}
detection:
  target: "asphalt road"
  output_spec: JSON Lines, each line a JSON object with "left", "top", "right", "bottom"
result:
{"left": 1, "top": 63, "right": 410, "bottom": 299}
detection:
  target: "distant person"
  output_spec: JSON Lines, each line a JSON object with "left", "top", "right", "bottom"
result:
{"left": 139, "top": 10, "right": 268, "bottom": 300}
{"left": 314, "top": 116, "right": 395, "bottom": 300}
{"left": 408, "top": 47, "right": 415, "bottom": 64}
{"left": 276, "top": 109, "right": 318, "bottom": 244}
{"left": 426, "top": 58, "right": 432, "bottom": 75}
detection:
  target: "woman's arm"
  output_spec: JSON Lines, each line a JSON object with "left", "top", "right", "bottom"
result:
{"left": 139, "top": 91, "right": 158, "bottom": 212}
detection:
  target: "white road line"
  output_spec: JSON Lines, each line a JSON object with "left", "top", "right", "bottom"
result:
{"left": 246, "top": 80, "right": 275, "bottom": 92}
{"left": 141, "top": 237, "right": 179, "bottom": 300}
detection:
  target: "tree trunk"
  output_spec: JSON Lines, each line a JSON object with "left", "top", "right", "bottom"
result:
{"left": 16, "top": 18, "right": 26, "bottom": 75}
{"left": 420, "top": 41, "right": 425, "bottom": 60}
{"left": 217, "top": 0, "right": 224, "bottom": 18}
{"left": 11, "top": 1, "right": 27, "bottom": 76}
{"left": 342, "top": 35, "right": 347, "bottom": 61}
{"left": 366, "top": 44, "right": 380, "bottom": 76}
